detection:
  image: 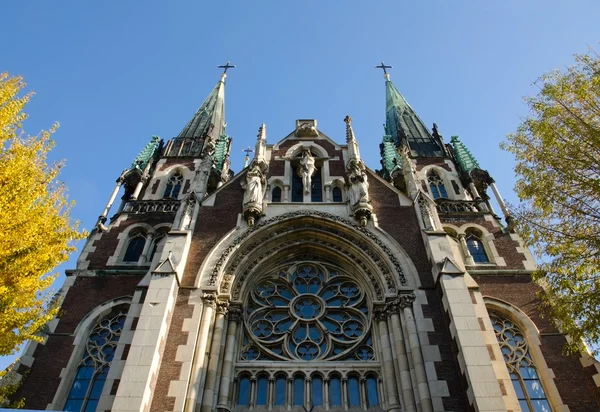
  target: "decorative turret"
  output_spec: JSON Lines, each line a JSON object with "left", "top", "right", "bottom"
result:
{"left": 450, "top": 135, "right": 480, "bottom": 175}
{"left": 344, "top": 116, "right": 372, "bottom": 226}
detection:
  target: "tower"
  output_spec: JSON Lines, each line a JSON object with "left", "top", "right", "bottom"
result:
{"left": 8, "top": 65, "right": 600, "bottom": 412}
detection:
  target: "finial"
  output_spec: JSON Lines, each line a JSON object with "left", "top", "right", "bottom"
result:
{"left": 344, "top": 115, "right": 352, "bottom": 125}
{"left": 375, "top": 61, "right": 393, "bottom": 79}
{"left": 218, "top": 61, "right": 236, "bottom": 80}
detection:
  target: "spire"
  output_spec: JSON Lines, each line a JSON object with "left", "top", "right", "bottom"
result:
{"left": 383, "top": 72, "right": 445, "bottom": 158}
{"left": 344, "top": 115, "right": 361, "bottom": 161}
{"left": 255, "top": 123, "right": 267, "bottom": 163}
{"left": 177, "top": 76, "right": 226, "bottom": 142}
{"left": 450, "top": 135, "right": 480, "bottom": 174}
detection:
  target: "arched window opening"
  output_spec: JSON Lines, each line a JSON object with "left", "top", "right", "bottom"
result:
{"left": 163, "top": 172, "right": 183, "bottom": 199}
{"left": 347, "top": 375, "right": 361, "bottom": 407}
{"left": 123, "top": 231, "right": 146, "bottom": 262}
{"left": 428, "top": 171, "right": 448, "bottom": 200}
{"left": 490, "top": 313, "right": 551, "bottom": 412}
{"left": 366, "top": 375, "right": 379, "bottom": 407}
{"left": 272, "top": 186, "right": 282, "bottom": 203}
{"left": 329, "top": 376, "right": 342, "bottom": 406}
{"left": 293, "top": 375, "right": 305, "bottom": 406}
{"left": 311, "top": 167, "right": 322, "bottom": 202}
{"left": 311, "top": 375, "right": 323, "bottom": 406}
{"left": 466, "top": 235, "right": 489, "bottom": 263}
{"left": 237, "top": 375, "right": 251, "bottom": 406}
{"left": 274, "top": 374, "right": 287, "bottom": 406}
{"left": 64, "top": 308, "right": 127, "bottom": 411}
{"left": 332, "top": 186, "right": 343, "bottom": 202}
{"left": 256, "top": 374, "right": 269, "bottom": 406}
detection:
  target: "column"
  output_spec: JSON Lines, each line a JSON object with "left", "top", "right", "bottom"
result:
{"left": 342, "top": 377, "right": 349, "bottom": 410}
{"left": 98, "top": 176, "right": 124, "bottom": 224}
{"left": 402, "top": 296, "right": 433, "bottom": 412}
{"left": 200, "top": 301, "right": 229, "bottom": 412}
{"left": 287, "top": 377, "right": 293, "bottom": 410}
{"left": 458, "top": 234, "right": 476, "bottom": 266}
{"left": 323, "top": 377, "right": 330, "bottom": 410}
{"left": 131, "top": 175, "right": 148, "bottom": 200}
{"left": 184, "top": 294, "right": 216, "bottom": 412}
{"left": 490, "top": 181, "right": 512, "bottom": 223}
{"left": 360, "top": 377, "right": 368, "bottom": 410}
{"left": 388, "top": 301, "right": 416, "bottom": 412}
{"left": 217, "top": 306, "right": 242, "bottom": 410}
{"left": 324, "top": 184, "right": 332, "bottom": 202}
{"left": 469, "top": 182, "right": 488, "bottom": 212}
{"left": 283, "top": 185, "right": 290, "bottom": 202}
{"left": 375, "top": 307, "right": 402, "bottom": 412}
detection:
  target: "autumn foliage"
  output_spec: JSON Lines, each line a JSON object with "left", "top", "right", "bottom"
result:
{"left": 0, "top": 73, "right": 86, "bottom": 358}
{"left": 502, "top": 52, "right": 600, "bottom": 354}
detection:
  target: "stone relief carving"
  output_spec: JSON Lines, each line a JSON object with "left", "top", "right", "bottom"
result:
{"left": 297, "top": 149, "right": 316, "bottom": 195}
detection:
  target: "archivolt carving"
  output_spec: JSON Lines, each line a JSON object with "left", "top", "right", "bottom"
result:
{"left": 209, "top": 211, "right": 408, "bottom": 291}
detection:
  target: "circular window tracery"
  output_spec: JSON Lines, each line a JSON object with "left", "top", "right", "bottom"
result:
{"left": 241, "top": 261, "right": 374, "bottom": 361}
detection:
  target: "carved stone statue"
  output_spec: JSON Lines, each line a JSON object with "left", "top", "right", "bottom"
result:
{"left": 297, "top": 150, "right": 316, "bottom": 194}
{"left": 347, "top": 160, "right": 369, "bottom": 207}
{"left": 242, "top": 164, "right": 265, "bottom": 206}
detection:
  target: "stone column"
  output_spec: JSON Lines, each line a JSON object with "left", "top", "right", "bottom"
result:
{"left": 323, "top": 377, "right": 330, "bottom": 409}
{"left": 360, "top": 377, "right": 368, "bottom": 410}
{"left": 489, "top": 181, "right": 512, "bottom": 225}
{"left": 184, "top": 294, "right": 216, "bottom": 412}
{"left": 98, "top": 176, "right": 124, "bottom": 224}
{"left": 283, "top": 185, "right": 290, "bottom": 202}
{"left": 401, "top": 295, "right": 433, "bottom": 412}
{"left": 375, "top": 307, "right": 402, "bottom": 412}
{"left": 132, "top": 175, "right": 148, "bottom": 200}
{"left": 458, "top": 234, "right": 476, "bottom": 266}
{"left": 200, "top": 301, "right": 229, "bottom": 412}
{"left": 342, "top": 377, "right": 349, "bottom": 410}
{"left": 324, "top": 184, "right": 332, "bottom": 202}
{"left": 268, "top": 376, "right": 275, "bottom": 409}
{"left": 287, "top": 377, "right": 293, "bottom": 410}
{"left": 217, "top": 306, "right": 242, "bottom": 411}
{"left": 250, "top": 376, "right": 257, "bottom": 409}
{"left": 388, "top": 300, "right": 417, "bottom": 412}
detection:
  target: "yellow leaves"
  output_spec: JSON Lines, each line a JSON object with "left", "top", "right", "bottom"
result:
{"left": 0, "top": 73, "right": 86, "bottom": 359}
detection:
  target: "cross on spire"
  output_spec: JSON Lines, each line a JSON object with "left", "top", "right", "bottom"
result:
{"left": 243, "top": 146, "right": 254, "bottom": 167}
{"left": 375, "top": 61, "right": 393, "bottom": 79}
{"left": 218, "top": 61, "right": 236, "bottom": 74}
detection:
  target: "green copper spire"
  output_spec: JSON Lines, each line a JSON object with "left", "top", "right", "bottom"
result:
{"left": 130, "top": 135, "right": 162, "bottom": 171}
{"left": 379, "top": 134, "right": 402, "bottom": 180}
{"left": 384, "top": 74, "right": 445, "bottom": 157}
{"left": 177, "top": 74, "right": 226, "bottom": 141}
{"left": 450, "top": 135, "right": 480, "bottom": 173}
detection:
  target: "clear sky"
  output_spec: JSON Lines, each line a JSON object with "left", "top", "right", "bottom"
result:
{"left": 1, "top": 1, "right": 599, "bottom": 368}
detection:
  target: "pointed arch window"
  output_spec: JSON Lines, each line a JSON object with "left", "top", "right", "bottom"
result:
{"left": 466, "top": 235, "right": 489, "bottom": 263}
{"left": 163, "top": 172, "right": 183, "bottom": 199}
{"left": 64, "top": 309, "right": 127, "bottom": 411}
{"left": 332, "top": 186, "right": 343, "bottom": 202}
{"left": 272, "top": 186, "right": 282, "bottom": 203}
{"left": 490, "top": 313, "right": 551, "bottom": 412}
{"left": 428, "top": 171, "right": 448, "bottom": 199}
{"left": 123, "top": 230, "right": 146, "bottom": 262}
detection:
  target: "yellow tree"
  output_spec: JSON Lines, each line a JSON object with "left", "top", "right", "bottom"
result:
{"left": 0, "top": 72, "right": 86, "bottom": 397}
{"left": 502, "top": 52, "right": 600, "bottom": 353}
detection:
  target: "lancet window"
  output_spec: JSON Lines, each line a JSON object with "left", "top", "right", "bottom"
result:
{"left": 163, "top": 172, "right": 183, "bottom": 199}
{"left": 64, "top": 309, "right": 127, "bottom": 411}
{"left": 123, "top": 230, "right": 146, "bottom": 262}
{"left": 428, "top": 170, "right": 448, "bottom": 199}
{"left": 490, "top": 313, "right": 551, "bottom": 412}
{"left": 332, "top": 186, "right": 343, "bottom": 202}
{"left": 466, "top": 235, "right": 489, "bottom": 263}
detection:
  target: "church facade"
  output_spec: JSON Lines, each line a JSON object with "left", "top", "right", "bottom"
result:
{"left": 10, "top": 67, "right": 600, "bottom": 412}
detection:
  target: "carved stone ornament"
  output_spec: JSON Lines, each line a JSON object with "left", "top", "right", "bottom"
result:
{"left": 202, "top": 293, "right": 217, "bottom": 308}
{"left": 228, "top": 305, "right": 243, "bottom": 323}
{"left": 345, "top": 159, "right": 373, "bottom": 226}
{"left": 210, "top": 210, "right": 409, "bottom": 295}
{"left": 385, "top": 293, "right": 416, "bottom": 314}
{"left": 216, "top": 300, "right": 229, "bottom": 315}
{"left": 241, "top": 161, "right": 267, "bottom": 226}
{"left": 295, "top": 122, "right": 319, "bottom": 137}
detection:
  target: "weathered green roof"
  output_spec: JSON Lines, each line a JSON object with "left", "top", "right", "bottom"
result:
{"left": 130, "top": 135, "right": 162, "bottom": 171}
{"left": 177, "top": 77, "right": 226, "bottom": 141}
{"left": 214, "top": 133, "right": 231, "bottom": 170}
{"left": 379, "top": 134, "right": 402, "bottom": 180}
{"left": 385, "top": 78, "right": 445, "bottom": 157}
{"left": 450, "top": 135, "right": 480, "bottom": 173}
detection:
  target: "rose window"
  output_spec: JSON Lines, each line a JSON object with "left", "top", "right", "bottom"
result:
{"left": 241, "top": 262, "right": 374, "bottom": 361}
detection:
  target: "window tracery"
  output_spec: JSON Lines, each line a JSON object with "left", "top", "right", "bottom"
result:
{"left": 428, "top": 170, "right": 448, "bottom": 199}
{"left": 490, "top": 313, "right": 551, "bottom": 412}
{"left": 241, "top": 262, "right": 374, "bottom": 361}
{"left": 163, "top": 171, "right": 183, "bottom": 199}
{"left": 64, "top": 309, "right": 127, "bottom": 411}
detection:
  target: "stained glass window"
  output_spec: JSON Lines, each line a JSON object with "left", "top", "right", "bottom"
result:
{"left": 256, "top": 375, "right": 268, "bottom": 406}
{"left": 241, "top": 262, "right": 373, "bottom": 361}
{"left": 237, "top": 375, "right": 251, "bottom": 406}
{"left": 311, "top": 376, "right": 323, "bottom": 406}
{"left": 274, "top": 375, "right": 286, "bottom": 405}
{"left": 329, "top": 376, "right": 342, "bottom": 406}
{"left": 428, "top": 171, "right": 448, "bottom": 199}
{"left": 64, "top": 309, "right": 127, "bottom": 411}
{"left": 490, "top": 313, "right": 551, "bottom": 412}
{"left": 366, "top": 375, "right": 379, "bottom": 407}
{"left": 163, "top": 172, "right": 183, "bottom": 199}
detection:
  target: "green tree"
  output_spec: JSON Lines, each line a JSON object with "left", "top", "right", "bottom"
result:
{"left": 502, "top": 51, "right": 600, "bottom": 354}
{"left": 0, "top": 72, "right": 86, "bottom": 404}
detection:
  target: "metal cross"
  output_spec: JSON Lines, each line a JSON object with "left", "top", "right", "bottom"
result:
{"left": 375, "top": 61, "right": 393, "bottom": 75}
{"left": 218, "top": 61, "right": 236, "bottom": 74}
{"left": 243, "top": 146, "right": 254, "bottom": 156}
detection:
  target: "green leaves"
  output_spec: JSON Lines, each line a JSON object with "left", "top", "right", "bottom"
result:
{"left": 503, "top": 51, "right": 600, "bottom": 354}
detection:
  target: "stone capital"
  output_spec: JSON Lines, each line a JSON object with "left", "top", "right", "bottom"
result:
{"left": 202, "top": 293, "right": 218, "bottom": 308}
{"left": 228, "top": 305, "right": 243, "bottom": 323}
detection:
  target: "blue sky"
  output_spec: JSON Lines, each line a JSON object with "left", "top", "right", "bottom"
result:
{"left": 1, "top": 1, "right": 599, "bottom": 367}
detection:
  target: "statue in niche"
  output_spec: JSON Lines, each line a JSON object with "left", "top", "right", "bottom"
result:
{"left": 241, "top": 162, "right": 266, "bottom": 206}
{"left": 347, "top": 160, "right": 370, "bottom": 207}
{"left": 297, "top": 149, "right": 316, "bottom": 194}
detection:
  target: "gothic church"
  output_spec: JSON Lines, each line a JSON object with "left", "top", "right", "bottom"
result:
{"left": 10, "top": 65, "right": 600, "bottom": 412}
